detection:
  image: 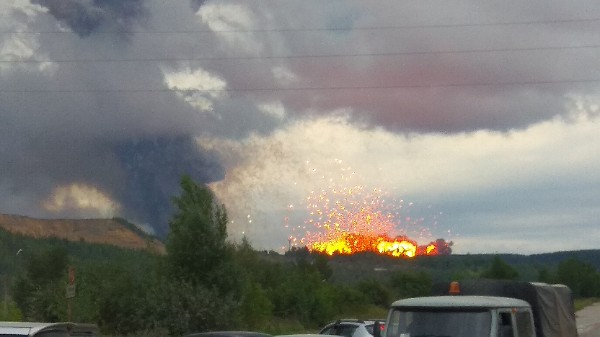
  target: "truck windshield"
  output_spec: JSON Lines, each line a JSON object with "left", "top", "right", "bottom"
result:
{"left": 386, "top": 308, "right": 492, "bottom": 337}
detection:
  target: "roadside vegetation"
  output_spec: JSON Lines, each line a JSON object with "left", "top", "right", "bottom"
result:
{"left": 1, "top": 176, "right": 599, "bottom": 336}
{"left": 574, "top": 298, "right": 600, "bottom": 312}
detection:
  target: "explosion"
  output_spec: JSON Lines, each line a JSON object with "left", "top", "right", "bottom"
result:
{"left": 288, "top": 162, "right": 452, "bottom": 258}
{"left": 307, "top": 232, "right": 451, "bottom": 258}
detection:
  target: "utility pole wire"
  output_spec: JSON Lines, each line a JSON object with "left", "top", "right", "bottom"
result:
{"left": 1, "top": 44, "right": 600, "bottom": 64}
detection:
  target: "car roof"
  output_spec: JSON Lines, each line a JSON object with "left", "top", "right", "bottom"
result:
{"left": 183, "top": 331, "right": 273, "bottom": 337}
{"left": 0, "top": 322, "right": 99, "bottom": 336}
{"left": 325, "top": 319, "right": 385, "bottom": 326}
{"left": 277, "top": 334, "right": 343, "bottom": 337}
{"left": 391, "top": 295, "right": 531, "bottom": 309}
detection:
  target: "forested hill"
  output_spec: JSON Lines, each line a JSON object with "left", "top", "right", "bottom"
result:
{"left": 0, "top": 213, "right": 164, "bottom": 253}
{"left": 298, "top": 249, "right": 600, "bottom": 285}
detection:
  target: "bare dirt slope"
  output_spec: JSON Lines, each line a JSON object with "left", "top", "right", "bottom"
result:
{"left": 577, "top": 302, "right": 600, "bottom": 337}
{"left": 0, "top": 213, "right": 164, "bottom": 253}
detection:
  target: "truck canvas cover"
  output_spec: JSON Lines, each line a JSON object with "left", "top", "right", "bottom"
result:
{"left": 432, "top": 279, "right": 577, "bottom": 337}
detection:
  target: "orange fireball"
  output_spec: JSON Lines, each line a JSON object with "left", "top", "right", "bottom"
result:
{"left": 307, "top": 233, "right": 447, "bottom": 258}
{"left": 291, "top": 162, "right": 452, "bottom": 258}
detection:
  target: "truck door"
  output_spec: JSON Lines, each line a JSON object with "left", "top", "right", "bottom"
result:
{"left": 513, "top": 309, "right": 534, "bottom": 337}
{"left": 497, "top": 309, "right": 535, "bottom": 337}
{"left": 498, "top": 311, "right": 514, "bottom": 337}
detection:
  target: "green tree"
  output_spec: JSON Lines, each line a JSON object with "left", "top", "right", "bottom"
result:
{"left": 313, "top": 253, "right": 333, "bottom": 281}
{"left": 357, "top": 278, "right": 392, "bottom": 307}
{"left": 271, "top": 263, "right": 338, "bottom": 326}
{"left": 140, "top": 278, "right": 239, "bottom": 336}
{"left": 24, "top": 246, "right": 69, "bottom": 286}
{"left": 556, "top": 258, "right": 600, "bottom": 297}
{"left": 12, "top": 247, "right": 69, "bottom": 321}
{"left": 159, "top": 175, "right": 242, "bottom": 334}
{"left": 166, "top": 175, "right": 233, "bottom": 291}
{"left": 481, "top": 256, "right": 519, "bottom": 280}
{"left": 537, "top": 267, "right": 555, "bottom": 283}
{"left": 389, "top": 271, "right": 432, "bottom": 299}
{"left": 0, "top": 299, "right": 22, "bottom": 321}
{"left": 240, "top": 282, "right": 273, "bottom": 329}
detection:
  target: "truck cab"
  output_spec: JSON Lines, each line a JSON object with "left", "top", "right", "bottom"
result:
{"left": 385, "top": 295, "right": 535, "bottom": 337}
{"left": 383, "top": 280, "right": 577, "bottom": 337}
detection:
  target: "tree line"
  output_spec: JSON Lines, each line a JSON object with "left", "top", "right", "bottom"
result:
{"left": 1, "top": 176, "right": 599, "bottom": 336}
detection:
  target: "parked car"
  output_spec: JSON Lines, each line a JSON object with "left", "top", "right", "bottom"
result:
{"left": 0, "top": 322, "right": 100, "bottom": 337}
{"left": 277, "top": 334, "right": 341, "bottom": 337}
{"left": 319, "top": 319, "right": 385, "bottom": 337}
{"left": 183, "top": 331, "right": 273, "bottom": 337}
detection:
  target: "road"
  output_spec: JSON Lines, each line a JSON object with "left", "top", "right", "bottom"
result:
{"left": 577, "top": 302, "right": 600, "bottom": 337}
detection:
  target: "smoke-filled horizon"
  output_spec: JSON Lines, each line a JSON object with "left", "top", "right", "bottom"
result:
{"left": 1, "top": 0, "right": 599, "bottom": 254}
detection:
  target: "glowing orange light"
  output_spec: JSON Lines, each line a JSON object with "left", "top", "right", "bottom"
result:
{"left": 449, "top": 281, "right": 461, "bottom": 295}
{"left": 289, "top": 162, "right": 452, "bottom": 258}
{"left": 306, "top": 233, "right": 447, "bottom": 258}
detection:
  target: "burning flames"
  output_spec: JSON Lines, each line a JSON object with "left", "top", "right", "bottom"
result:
{"left": 308, "top": 233, "right": 450, "bottom": 258}
{"left": 287, "top": 162, "right": 452, "bottom": 258}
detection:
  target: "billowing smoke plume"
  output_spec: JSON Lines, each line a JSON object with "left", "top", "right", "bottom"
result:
{"left": 32, "top": 0, "right": 146, "bottom": 37}
{"left": 2, "top": 0, "right": 600, "bottom": 254}
{"left": 111, "top": 136, "right": 224, "bottom": 238}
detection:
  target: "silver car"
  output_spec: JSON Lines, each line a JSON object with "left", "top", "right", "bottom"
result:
{"left": 0, "top": 322, "right": 100, "bottom": 337}
{"left": 319, "top": 319, "right": 385, "bottom": 337}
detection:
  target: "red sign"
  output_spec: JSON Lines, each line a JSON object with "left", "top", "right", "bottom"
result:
{"left": 68, "top": 266, "right": 75, "bottom": 285}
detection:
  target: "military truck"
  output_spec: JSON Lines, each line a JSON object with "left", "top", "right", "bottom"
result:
{"left": 383, "top": 279, "right": 578, "bottom": 337}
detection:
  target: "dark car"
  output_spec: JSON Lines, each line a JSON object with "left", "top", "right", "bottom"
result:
{"left": 184, "top": 331, "right": 273, "bottom": 337}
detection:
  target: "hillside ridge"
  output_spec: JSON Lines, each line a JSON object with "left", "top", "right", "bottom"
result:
{"left": 0, "top": 213, "right": 165, "bottom": 253}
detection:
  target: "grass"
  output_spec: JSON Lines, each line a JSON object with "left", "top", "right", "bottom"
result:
{"left": 574, "top": 297, "right": 600, "bottom": 311}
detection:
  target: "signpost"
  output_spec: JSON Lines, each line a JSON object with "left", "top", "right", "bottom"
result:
{"left": 66, "top": 267, "right": 76, "bottom": 321}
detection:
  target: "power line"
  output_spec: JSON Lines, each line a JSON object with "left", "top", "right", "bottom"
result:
{"left": 2, "top": 17, "right": 600, "bottom": 35}
{"left": 2, "top": 44, "right": 599, "bottom": 64}
{"left": 1, "top": 78, "right": 599, "bottom": 94}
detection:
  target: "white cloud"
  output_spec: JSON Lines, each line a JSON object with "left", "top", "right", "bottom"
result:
{"left": 196, "top": 3, "right": 262, "bottom": 54}
{"left": 202, "top": 107, "right": 600, "bottom": 251}
{"left": 43, "top": 183, "right": 120, "bottom": 218}
{"left": 0, "top": 0, "right": 56, "bottom": 75}
{"left": 361, "top": 110, "right": 600, "bottom": 198}
{"left": 272, "top": 65, "right": 298, "bottom": 85}
{"left": 163, "top": 66, "right": 226, "bottom": 113}
{"left": 258, "top": 101, "right": 286, "bottom": 120}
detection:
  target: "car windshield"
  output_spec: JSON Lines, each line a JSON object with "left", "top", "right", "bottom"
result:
{"left": 321, "top": 325, "right": 358, "bottom": 337}
{"left": 386, "top": 308, "right": 492, "bottom": 337}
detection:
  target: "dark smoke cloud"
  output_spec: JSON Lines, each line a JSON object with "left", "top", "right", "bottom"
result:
{"left": 32, "top": 0, "right": 146, "bottom": 37}
{"left": 111, "top": 136, "right": 224, "bottom": 238}
{"left": 2, "top": 0, "right": 599, "bottom": 254}
{"left": 190, "top": 0, "right": 208, "bottom": 12}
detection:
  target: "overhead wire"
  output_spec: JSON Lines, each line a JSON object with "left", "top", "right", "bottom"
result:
{"left": 1, "top": 43, "right": 600, "bottom": 64}
{"left": 1, "top": 15, "right": 598, "bottom": 94}
{"left": 1, "top": 17, "right": 600, "bottom": 34}
{"left": 1, "top": 78, "right": 600, "bottom": 94}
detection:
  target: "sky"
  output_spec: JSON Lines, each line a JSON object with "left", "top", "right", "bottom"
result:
{"left": 1, "top": 0, "right": 599, "bottom": 255}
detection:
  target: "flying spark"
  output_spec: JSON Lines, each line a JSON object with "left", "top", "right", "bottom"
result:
{"left": 288, "top": 162, "right": 452, "bottom": 257}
